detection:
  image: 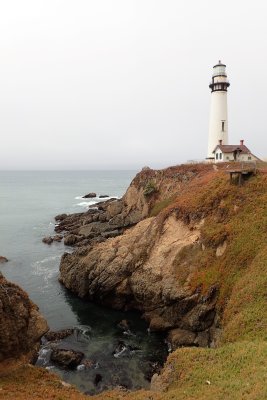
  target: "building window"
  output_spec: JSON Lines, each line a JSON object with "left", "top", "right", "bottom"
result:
{"left": 222, "top": 121, "right": 225, "bottom": 132}
{"left": 216, "top": 153, "right": 218, "bottom": 160}
{"left": 248, "top": 156, "right": 251, "bottom": 160}
{"left": 226, "top": 156, "right": 229, "bottom": 160}
{"left": 219, "top": 153, "right": 222, "bottom": 160}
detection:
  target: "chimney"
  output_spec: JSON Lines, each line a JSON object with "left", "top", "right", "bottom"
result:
{"left": 219, "top": 139, "right": 222, "bottom": 145}
{"left": 240, "top": 139, "right": 244, "bottom": 145}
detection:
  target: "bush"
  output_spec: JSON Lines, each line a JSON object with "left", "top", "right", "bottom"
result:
{"left": 143, "top": 180, "right": 157, "bottom": 196}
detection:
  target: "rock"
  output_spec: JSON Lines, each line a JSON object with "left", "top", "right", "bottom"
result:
{"left": 106, "top": 200, "right": 123, "bottom": 218}
{"left": 64, "top": 234, "right": 81, "bottom": 246}
{"left": 92, "top": 214, "right": 99, "bottom": 222}
{"left": 57, "top": 165, "right": 220, "bottom": 342}
{"left": 194, "top": 330, "right": 210, "bottom": 347}
{"left": 144, "top": 361, "right": 161, "bottom": 381}
{"left": 42, "top": 236, "right": 53, "bottom": 245}
{"left": 0, "top": 256, "right": 8, "bottom": 263}
{"left": 117, "top": 319, "right": 130, "bottom": 331}
{"left": 149, "top": 316, "right": 174, "bottom": 332}
{"left": 216, "top": 241, "right": 227, "bottom": 257}
{"left": 0, "top": 272, "right": 48, "bottom": 362}
{"left": 55, "top": 213, "right": 68, "bottom": 222}
{"left": 99, "top": 195, "right": 109, "bottom": 198}
{"left": 50, "top": 348, "right": 84, "bottom": 369}
{"left": 101, "top": 230, "right": 120, "bottom": 239}
{"left": 94, "top": 373, "right": 102, "bottom": 386}
{"left": 99, "top": 213, "right": 107, "bottom": 222}
{"left": 167, "top": 328, "right": 197, "bottom": 349}
{"left": 83, "top": 359, "right": 94, "bottom": 368}
{"left": 142, "top": 166, "right": 151, "bottom": 171}
{"left": 44, "top": 328, "right": 74, "bottom": 342}
{"left": 59, "top": 216, "right": 217, "bottom": 335}
{"left": 61, "top": 381, "right": 72, "bottom": 388}
{"left": 53, "top": 234, "right": 63, "bottom": 242}
{"left": 83, "top": 193, "right": 96, "bottom": 198}
{"left": 113, "top": 341, "right": 127, "bottom": 357}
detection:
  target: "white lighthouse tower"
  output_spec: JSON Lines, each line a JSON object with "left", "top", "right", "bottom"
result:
{"left": 207, "top": 61, "right": 230, "bottom": 159}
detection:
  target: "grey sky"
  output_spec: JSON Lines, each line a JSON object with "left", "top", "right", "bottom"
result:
{"left": 0, "top": 0, "right": 266, "bottom": 170}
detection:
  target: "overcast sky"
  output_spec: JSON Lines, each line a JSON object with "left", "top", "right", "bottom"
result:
{"left": 0, "top": 0, "right": 267, "bottom": 170}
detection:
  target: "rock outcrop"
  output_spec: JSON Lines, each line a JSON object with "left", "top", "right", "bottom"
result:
{"left": 59, "top": 214, "right": 218, "bottom": 343}
{"left": 0, "top": 273, "right": 48, "bottom": 362}
{"left": 57, "top": 164, "right": 234, "bottom": 347}
{"left": 50, "top": 348, "right": 84, "bottom": 369}
{"left": 58, "top": 164, "right": 223, "bottom": 347}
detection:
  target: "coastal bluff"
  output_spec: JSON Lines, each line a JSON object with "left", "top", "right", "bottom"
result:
{"left": 59, "top": 164, "right": 221, "bottom": 347}
{"left": 56, "top": 162, "right": 267, "bottom": 399}
{"left": 0, "top": 272, "right": 48, "bottom": 363}
{"left": 1, "top": 163, "right": 266, "bottom": 399}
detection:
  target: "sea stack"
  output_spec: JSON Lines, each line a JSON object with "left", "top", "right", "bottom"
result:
{"left": 207, "top": 60, "right": 230, "bottom": 160}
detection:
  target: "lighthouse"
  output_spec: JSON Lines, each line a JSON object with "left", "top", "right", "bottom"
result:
{"left": 207, "top": 61, "right": 230, "bottom": 159}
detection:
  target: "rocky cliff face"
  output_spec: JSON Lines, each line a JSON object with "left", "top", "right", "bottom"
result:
{"left": 0, "top": 273, "right": 48, "bottom": 362}
{"left": 58, "top": 164, "right": 221, "bottom": 348}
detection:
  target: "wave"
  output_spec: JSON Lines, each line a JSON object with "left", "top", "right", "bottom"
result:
{"left": 76, "top": 201, "right": 97, "bottom": 207}
{"left": 34, "top": 255, "right": 61, "bottom": 265}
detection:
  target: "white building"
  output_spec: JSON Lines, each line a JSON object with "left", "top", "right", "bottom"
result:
{"left": 213, "top": 139, "right": 259, "bottom": 163}
{"left": 207, "top": 61, "right": 259, "bottom": 163}
{"left": 207, "top": 61, "right": 230, "bottom": 160}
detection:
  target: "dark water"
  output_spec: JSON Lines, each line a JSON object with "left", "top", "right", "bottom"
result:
{"left": 0, "top": 171, "right": 167, "bottom": 394}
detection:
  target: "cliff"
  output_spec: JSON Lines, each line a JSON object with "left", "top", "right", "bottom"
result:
{"left": 58, "top": 163, "right": 267, "bottom": 398}
{"left": 58, "top": 164, "right": 224, "bottom": 346}
{"left": 0, "top": 272, "right": 48, "bottom": 363}
{"left": 1, "top": 163, "right": 267, "bottom": 399}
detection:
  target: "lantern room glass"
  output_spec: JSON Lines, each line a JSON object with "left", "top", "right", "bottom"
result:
{"left": 213, "top": 65, "right": 226, "bottom": 77}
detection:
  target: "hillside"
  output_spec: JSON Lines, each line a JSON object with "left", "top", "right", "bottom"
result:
{"left": 1, "top": 163, "right": 267, "bottom": 399}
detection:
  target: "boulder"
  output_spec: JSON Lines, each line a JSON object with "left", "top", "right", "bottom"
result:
{"left": 117, "top": 319, "right": 130, "bottom": 331}
{"left": 44, "top": 329, "right": 74, "bottom": 342}
{"left": 53, "top": 234, "right": 63, "bottom": 242}
{"left": 0, "top": 256, "right": 8, "bottom": 263}
{"left": 99, "top": 195, "right": 109, "bottom": 198}
{"left": 83, "top": 193, "right": 96, "bottom": 198}
{"left": 64, "top": 234, "right": 81, "bottom": 246}
{"left": 167, "top": 328, "right": 197, "bottom": 349}
{"left": 50, "top": 348, "right": 84, "bottom": 369}
{"left": 42, "top": 236, "right": 53, "bottom": 245}
{"left": 55, "top": 213, "right": 68, "bottom": 222}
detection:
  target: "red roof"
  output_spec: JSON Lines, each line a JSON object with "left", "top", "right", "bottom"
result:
{"left": 213, "top": 144, "right": 251, "bottom": 154}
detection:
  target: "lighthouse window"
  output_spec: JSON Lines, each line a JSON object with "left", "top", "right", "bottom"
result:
{"left": 222, "top": 121, "right": 225, "bottom": 131}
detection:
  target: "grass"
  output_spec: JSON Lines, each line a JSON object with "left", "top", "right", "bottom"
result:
{"left": 0, "top": 364, "right": 88, "bottom": 400}
{"left": 150, "top": 197, "right": 175, "bottom": 217}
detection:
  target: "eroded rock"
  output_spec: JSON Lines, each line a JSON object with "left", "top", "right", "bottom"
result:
{"left": 83, "top": 193, "right": 96, "bottom": 198}
{"left": 45, "top": 329, "right": 74, "bottom": 342}
{"left": 42, "top": 236, "right": 53, "bottom": 245}
{"left": 0, "top": 272, "right": 48, "bottom": 362}
{"left": 50, "top": 348, "right": 84, "bottom": 369}
{"left": 167, "top": 328, "right": 197, "bottom": 349}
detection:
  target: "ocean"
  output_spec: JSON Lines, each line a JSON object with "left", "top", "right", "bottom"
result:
{"left": 0, "top": 171, "right": 167, "bottom": 394}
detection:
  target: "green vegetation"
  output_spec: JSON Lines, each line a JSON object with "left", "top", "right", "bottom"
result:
{"left": 143, "top": 180, "right": 157, "bottom": 196}
{"left": 150, "top": 197, "right": 175, "bottom": 217}
{"left": 157, "top": 341, "right": 267, "bottom": 400}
